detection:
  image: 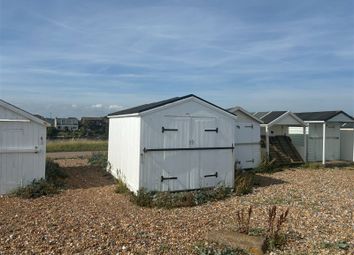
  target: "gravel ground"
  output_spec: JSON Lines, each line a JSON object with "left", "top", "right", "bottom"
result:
{"left": 0, "top": 160, "right": 353, "bottom": 255}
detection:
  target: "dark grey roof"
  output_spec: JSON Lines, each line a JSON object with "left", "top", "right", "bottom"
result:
{"left": 108, "top": 94, "right": 236, "bottom": 117}
{"left": 253, "top": 112, "right": 270, "bottom": 119}
{"left": 295, "top": 111, "right": 354, "bottom": 121}
{"left": 251, "top": 111, "right": 287, "bottom": 124}
{"left": 261, "top": 111, "right": 287, "bottom": 124}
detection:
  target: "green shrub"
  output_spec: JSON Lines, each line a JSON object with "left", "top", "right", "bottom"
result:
{"left": 195, "top": 243, "right": 248, "bottom": 255}
{"left": 115, "top": 178, "right": 130, "bottom": 194}
{"left": 88, "top": 152, "right": 108, "bottom": 170}
{"left": 45, "top": 158, "right": 67, "bottom": 186}
{"left": 255, "top": 157, "right": 277, "bottom": 173}
{"left": 130, "top": 188, "right": 154, "bottom": 207}
{"left": 130, "top": 185, "right": 232, "bottom": 209}
{"left": 302, "top": 162, "right": 321, "bottom": 169}
{"left": 234, "top": 171, "right": 254, "bottom": 196}
{"left": 211, "top": 185, "right": 233, "bottom": 200}
{"left": 12, "top": 179, "right": 59, "bottom": 199}
{"left": 12, "top": 159, "right": 66, "bottom": 199}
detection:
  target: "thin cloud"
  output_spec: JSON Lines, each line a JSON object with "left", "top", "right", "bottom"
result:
{"left": 91, "top": 104, "right": 103, "bottom": 108}
{"left": 0, "top": 1, "right": 353, "bottom": 116}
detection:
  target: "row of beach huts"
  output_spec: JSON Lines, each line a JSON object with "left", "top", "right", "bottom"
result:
{"left": 1, "top": 95, "right": 353, "bottom": 194}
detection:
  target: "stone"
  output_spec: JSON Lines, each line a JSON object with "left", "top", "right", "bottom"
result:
{"left": 206, "top": 230, "right": 266, "bottom": 255}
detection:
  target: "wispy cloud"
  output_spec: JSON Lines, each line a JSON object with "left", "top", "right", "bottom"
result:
{"left": 91, "top": 104, "right": 103, "bottom": 109}
{"left": 0, "top": 0, "right": 353, "bottom": 116}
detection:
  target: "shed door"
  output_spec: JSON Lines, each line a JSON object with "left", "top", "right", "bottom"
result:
{"left": 149, "top": 116, "right": 233, "bottom": 191}
{"left": 325, "top": 124, "right": 340, "bottom": 160}
{"left": 308, "top": 124, "right": 323, "bottom": 162}
{"left": 191, "top": 117, "right": 218, "bottom": 147}
{"left": 191, "top": 117, "right": 222, "bottom": 188}
{"left": 235, "top": 123, "right": 260, "bottom": 169}
{"left": 0, "top": 127, "right": 24, "bottom": 194}
{"left": 162, "top": 117, "right": 190, "bottom": 148}
{"left": 235, "top": 122, "right": 259, "bottom": 144}
{"left": 160, "top": 117, "right": 197, "bottom": 191}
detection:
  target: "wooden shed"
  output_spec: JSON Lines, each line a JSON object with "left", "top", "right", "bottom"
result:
{"left": 107, "top": 94, "right": 239, "bottom": 193}
{"left": 0, "top": 100, "right": 48, "bottom": 194}
{"left": 228, "top": 106, "right": 262, "bottom": 169}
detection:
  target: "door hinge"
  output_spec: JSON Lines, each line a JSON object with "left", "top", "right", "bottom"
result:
{"left": 204, "top": 172, "right": 218, "bottom": 178}
{"left": 161, "top": 126, "right": 178, "bottom": 133}
{"left": 161, "top": 176, "right": 178, "bottom": 182}
{"left": 205, "top": 128, "right": 218, "bottom": 133}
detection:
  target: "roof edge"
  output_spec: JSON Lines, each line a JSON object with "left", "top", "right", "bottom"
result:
{"left": 108, "top": 94, "right": 238, "bottom": 120}
{"left": 0, "top": 99, "right": 50, "bottom": 127}
{"left": 267, "top": 111, "right": 307, "bottom": 127}
{"left": 228, "top": 106, "right": 263, "bottom": 123}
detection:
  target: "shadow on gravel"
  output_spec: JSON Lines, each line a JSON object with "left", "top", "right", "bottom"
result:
{"left": 61, "top": 166, "right": 115, "bottom": 190}
{"left": 253, "top": 175, "right": 287, "bottom": 188}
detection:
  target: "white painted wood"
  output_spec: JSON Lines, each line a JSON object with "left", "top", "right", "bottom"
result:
{"left": 0, "top": 102, "right": 46, "bottom": 194}
{"left": 140, "top": 99, "right": 235, "bottom": 191}
{"left": 235, "top": 122, "right": 261, "bottom": 169}
{"left": 230, "top": 108, "right": 261, "bottom": 170}
{"left": 322, "top": 123, "right": 326, "bottom": 165}
{"left": 109, "top": 97, "right": 239, "bottom": 192}
{"left": 303, "top": 127, "right": 307, "bottom": 162}
{"left": 265, "top": 126, "right": 270, "bottom": 160}
{"left": 340, "top": 129, "right": 354, "bottom": 161}
{"left": 0, "top": 119, "right": 30, "bottom": 123}
{"left": 229, "top": 107, "right": 263, "bottom": 124}
{"left": 107, "top": 116, "right": 141, "bottom": 192}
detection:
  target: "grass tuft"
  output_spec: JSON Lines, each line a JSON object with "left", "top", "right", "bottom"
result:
{"left": 194, "top": 243, "right": 248, "bottom": 255}
{"left": 234, "top": 170, "right": 254, "bottom": 196}
{"left": 47, "top": 139, "right": 108, "bottom": 152}
{"left": 88, "top": 152, "right": 108, "bottom": 169}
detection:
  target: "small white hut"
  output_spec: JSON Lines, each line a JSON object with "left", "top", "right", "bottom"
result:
{"left": 0, "top": 100, "right": 49, "bottom": 194}
{"left": 228, "top": 106, "right": 263, "bottom": 169}
{"left": 107, "top": 95, "right": 239, "bottom": 192}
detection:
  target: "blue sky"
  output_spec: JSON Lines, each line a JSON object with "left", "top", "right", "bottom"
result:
{"left": 0, "top": 0, "right": 353, "bottom": 117}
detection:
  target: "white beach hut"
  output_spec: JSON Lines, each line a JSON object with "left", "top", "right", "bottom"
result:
{"left": 228, "top": 106, "right": 262, "bottom": 169}
{"left": 107, "top": 94, "right": 239, "bottom": 192}
{"left": 0, "top": 100, "right": 48, "bottom": 194}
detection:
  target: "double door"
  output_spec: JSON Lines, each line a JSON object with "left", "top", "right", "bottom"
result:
{"left": 147, "top": 116, "right": 232, "bottom": 191}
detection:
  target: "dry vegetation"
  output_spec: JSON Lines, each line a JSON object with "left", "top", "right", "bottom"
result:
{"left": 0, "top": 158, "right": 353, "bottom": 255}
{"left": 46, "top": 139, "right": 108, "bottom": 152}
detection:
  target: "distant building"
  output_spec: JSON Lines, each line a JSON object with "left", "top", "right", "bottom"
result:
{"left": 80, "top": 117, "right": 108, "bottom": 127}
{"left": 54, "top": 117, "right": 79, "bottom": 131}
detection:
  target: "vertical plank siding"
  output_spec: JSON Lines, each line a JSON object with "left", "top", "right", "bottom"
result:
{"left": 0, "top": 105, "right": 46, "bottom": 194}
